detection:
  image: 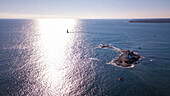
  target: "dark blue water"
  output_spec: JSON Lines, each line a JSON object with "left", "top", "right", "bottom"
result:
{"left": 0, "top": 19, "right": 170, "bottom": 96}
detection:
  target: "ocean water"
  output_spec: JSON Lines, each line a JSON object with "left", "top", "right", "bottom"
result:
{"left": 0, "top": 19, "right": 170, "bottom": 96}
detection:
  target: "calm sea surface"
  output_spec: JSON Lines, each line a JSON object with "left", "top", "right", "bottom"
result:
{"left": 0, "top": 19, "right": 170, "bottom": 96}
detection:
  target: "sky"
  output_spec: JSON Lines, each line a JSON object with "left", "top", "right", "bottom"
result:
{"left": 0, "top": 0, "right": 170, "bottom": 19}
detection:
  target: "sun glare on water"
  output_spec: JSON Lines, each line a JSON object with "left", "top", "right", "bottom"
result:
{"left": 38, "top": 19, "right": 77, "bottom": 55}
{"left": 34, "top": 19, "right": 77, "bottom": 95}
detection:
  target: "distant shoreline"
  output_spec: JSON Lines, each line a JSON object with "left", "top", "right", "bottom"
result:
{"left": 129, "top": 19, "right": 170, "bottom": 23}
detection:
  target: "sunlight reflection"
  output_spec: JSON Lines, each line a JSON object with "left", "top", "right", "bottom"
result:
{"left": 37, "top": 19, "right": 77, "bottom": 95}
{"left": 38, "top": 19, "right": 76, "bottom": 58}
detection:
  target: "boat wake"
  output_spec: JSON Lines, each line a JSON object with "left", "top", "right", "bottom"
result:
{"left": 88, "top": 58, "right": 100, "bottom": 61}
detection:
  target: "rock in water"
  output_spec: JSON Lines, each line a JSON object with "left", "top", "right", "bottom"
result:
{"left": 119, "top": 77, "right": 124, "bottom": 81}
{"left": 99, "top": 44, "right": 110, "bottom": 48}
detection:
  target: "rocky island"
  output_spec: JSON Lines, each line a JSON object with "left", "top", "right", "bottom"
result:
{"left": 113, "top": 50, "right": 143, "bottom": 68}
{"left": 99, "top": 44, "right": 143, "bottom": 68}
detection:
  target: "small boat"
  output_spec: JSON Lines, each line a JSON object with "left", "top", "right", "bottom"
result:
{"left": 67, "top": 29, "right": 69, "bottom": 33}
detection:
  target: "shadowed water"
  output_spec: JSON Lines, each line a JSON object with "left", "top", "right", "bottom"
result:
{"left": 0, "top": 19, "right": 170, "bottom": 96}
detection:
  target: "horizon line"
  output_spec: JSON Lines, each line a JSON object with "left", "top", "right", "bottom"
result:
{"left": 0, "top": 17, "right": 170, "bottom": 20}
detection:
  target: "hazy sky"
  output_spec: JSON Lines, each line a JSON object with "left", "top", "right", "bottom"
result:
{"left": 0, "top": 0, "right": 170, "bottom": 19}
